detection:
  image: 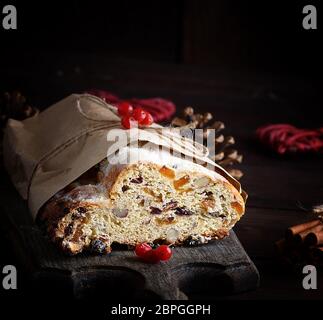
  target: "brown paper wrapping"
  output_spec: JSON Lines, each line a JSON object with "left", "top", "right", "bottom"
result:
{"left": 3, "top": 94, "right": 245, "bottom": 220}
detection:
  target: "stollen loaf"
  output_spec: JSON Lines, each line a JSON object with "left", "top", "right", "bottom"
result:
{"left": 39, "top": 145, "right": 245, "bottom": 254}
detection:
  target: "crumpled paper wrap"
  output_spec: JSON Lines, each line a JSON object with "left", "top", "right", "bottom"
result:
{"left": 3, "top": 94, "right": 245, "bottom": 220}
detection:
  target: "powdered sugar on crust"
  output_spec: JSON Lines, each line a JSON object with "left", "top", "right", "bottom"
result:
{"left": 58, "top": 185, "right": 109, "bottom": 203}
{"left": 100, "top": 146, "right": 227, "bottom": 182}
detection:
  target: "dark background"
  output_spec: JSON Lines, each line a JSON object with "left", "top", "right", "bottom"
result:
{"left": 0, "top": 0, "right": 323, "bottom": 306}
{"left": 1, "top": 0, "right": 322, "bottom": 113}
{"left": 1, "top": 1, "right": 322, "bottom": 78}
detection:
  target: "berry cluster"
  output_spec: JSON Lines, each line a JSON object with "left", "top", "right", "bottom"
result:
{"left": 256, "top": 124, "right": 323, "bottom": 154}
{"left": 118, "top": 102, "right": 153, "bottom": 129}
{"left": 86, "top": 89, "right": 176, "bottom": 123}
{"left": 135, "top": 243, "right": 172, "bottom": 263}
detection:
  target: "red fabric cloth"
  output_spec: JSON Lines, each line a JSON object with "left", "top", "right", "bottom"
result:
{"left": 256, "top": 124, "right": 323, "bottom": 154}
{"left": 86, "top": 89, "right": 176, "bottom": 122}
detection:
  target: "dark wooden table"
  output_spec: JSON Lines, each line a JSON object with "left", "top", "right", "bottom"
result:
{"left": 0, "top": 52, "right": 322, "bottom": 299}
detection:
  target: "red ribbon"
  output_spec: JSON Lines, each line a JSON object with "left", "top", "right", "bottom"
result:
{"left": 86, "top": 89, "right": 176, "bottom": 123}
{"left": 256, "top": 124, "right": 323, "bottom": 154}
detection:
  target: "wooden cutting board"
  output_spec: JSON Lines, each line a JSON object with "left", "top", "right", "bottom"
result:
{"left": 0, "top": 169, "right": 259, "bottom": 300}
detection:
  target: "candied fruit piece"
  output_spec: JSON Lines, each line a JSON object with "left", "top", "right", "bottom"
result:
{"left": 173, "top": 175, "right": 190, "bottom": 189}
{"left": 143, "top": 188, "right": 156, "bottom": 197}
{"left": 201, "top": 199, "right": 216, "bottom": 211}
{"left": 163, "top": 200, "right": 178, "bottom": 211}
{"left": 194, "top": 176, "right": 210, "bottom": 188}
{"left": 174, "top": 207, "right": 194, "bottom": 216}
{"left": 159, "top": 166, "right": 175, "bottom": 179}
{"left": 122, "top": 185, "right": 130, "bottom": 192}
{"left": 130, "top": 176, "right": 143, "bottom": 184}
{"left": 150, "top": 206, "right": 162, "bottom": 215}
{"left": 178, "top": 188, "right": 193, "bottom": 193}
{"left": 91, "top": 239, "right": 107, "bottom": 254}
{"left": 231, "top": 201, "right": 244, "bottom": 214}
{"left": 155, "top": 215, "right": 176, "bottom": 225}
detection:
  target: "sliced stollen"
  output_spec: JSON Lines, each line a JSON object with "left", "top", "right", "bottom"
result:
{"left": 39, "top": 146, "right": 245, "bottom": 255}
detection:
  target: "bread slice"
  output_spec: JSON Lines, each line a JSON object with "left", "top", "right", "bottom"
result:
{"left": 39, "top": 147, "right": 245, "bottom": 255}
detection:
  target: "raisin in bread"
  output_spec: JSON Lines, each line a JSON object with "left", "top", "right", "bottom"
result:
{"left": 39, "top": 146, "right": 245, "bottom": 255}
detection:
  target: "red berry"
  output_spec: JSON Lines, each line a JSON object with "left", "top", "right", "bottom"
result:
{"left": 140, "top": 112, "right": 154, "bottom": 126}
{"left": 133, "top": 108, "right": 147, "bottom": 123}
{"left": 118, "top": 102, "right": 133, "bottom": 117}
{"left": 141, "top": 250, "right": 160, "bottom": 264}
{"left": 155, "top": 245, "right": 172, "bottom": 261}
{"left": 121, "top": 116, "right": 137, "bottom": 129}
{"left": 135, "top": 243, "right": 152, "bottom": 257}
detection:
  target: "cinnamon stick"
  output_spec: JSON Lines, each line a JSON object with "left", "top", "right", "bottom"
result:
{"left": 285, "top": 219, "right": 321, "bottom": 240}
{"left": 278, "top": 219, "right": 323, "bottom": 265}
{"left": 304, "top": 228, "right": 323, "bottom": 246}
{"left": 294, "top": 224, "right": 323, "bottom": 245}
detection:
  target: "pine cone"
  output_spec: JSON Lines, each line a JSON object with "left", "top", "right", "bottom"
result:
{"left": 171, "top": 107, "right": 243, "bottom": 180}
